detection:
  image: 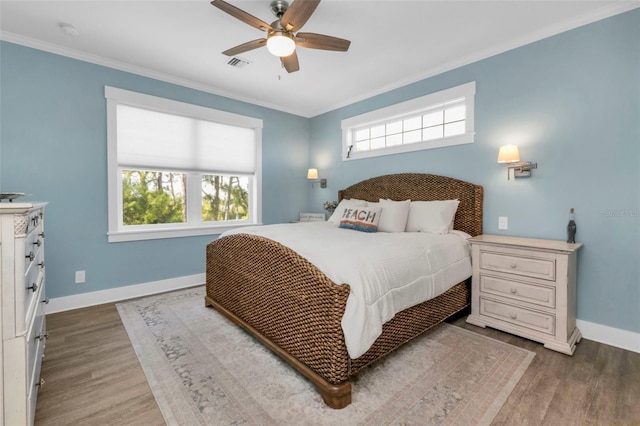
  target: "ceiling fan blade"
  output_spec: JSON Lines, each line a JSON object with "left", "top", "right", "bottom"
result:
{"left": 279, "top": 0, "right": 320, "bottom": 32}
{"left": 295, "top": 32, "right": 350, "bottom": 51}
{"left": 222, "top": 39, "right": 266, "bottom": 56}
{"left": 281, "top": 51, "right": 300, "bottom": 73}
{"left": 211, "top": 0, "right": 272, "bottom": 32}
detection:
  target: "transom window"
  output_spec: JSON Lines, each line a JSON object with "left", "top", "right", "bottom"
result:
{"left": 105, "top": 87, "right": 262, "bottom": 242}
{"left": 342, "top": 82, "right": 475, "bottom": 160}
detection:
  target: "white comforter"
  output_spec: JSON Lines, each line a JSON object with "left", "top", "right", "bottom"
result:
{"left": 221, "top": 221, "right": 472, "bottom": 358}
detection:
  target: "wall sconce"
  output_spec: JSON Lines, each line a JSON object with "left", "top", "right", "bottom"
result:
{"left": 307, "top": 168, "right": 327, "bottom": 188}
{"left": 497, "top": 145, "right": 538, "bottom": 180}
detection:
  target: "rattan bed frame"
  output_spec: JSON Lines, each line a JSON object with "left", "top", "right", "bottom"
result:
{"left": 205, "top": 173, "right": 483, "bottom": 408}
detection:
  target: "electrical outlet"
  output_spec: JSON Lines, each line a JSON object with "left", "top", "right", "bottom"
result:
{"left": 498, "top": 216, "right": 508, "bottom": 230}
{"left": 75, "top": 270, "right": 86, "bottom": 284}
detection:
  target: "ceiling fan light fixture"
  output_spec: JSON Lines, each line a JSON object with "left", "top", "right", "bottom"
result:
{"left": 266, "top": 31, "right": 295, "bottom": 57}
{"left": 212, "top": 0, "right": 350, "bottom": 72}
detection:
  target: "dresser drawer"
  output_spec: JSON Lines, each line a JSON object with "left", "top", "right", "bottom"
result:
{"left": 24, "top": 225, "right": 43, "bottom": 273}
{"left": 26, "top": 279, "right": 47, "bottom": 426}
{"left": 25, "top": 209, "right": 43, "bottom": 235}
{"left": 479, "top": 250, "right": 556, "bottom": 281}
{"left": 480, "top": 297, "right": 555, "bottom": 335}
{"left": 480, "top": 275, "right": 556, "bottom": 308}
{"left": 27, "top": 326, "right": 46, "bottom": 426}
{"left": 27, "top": 297, "right": 46, "bottom": 391}
{"left": 17, "top": 270, "right": 44, "bottom": 336}
{"left": 24, "top": 253, "right": 43, "bottom": 301}
{"left": 18, "top": 221, "right": 44, "bottom": 335}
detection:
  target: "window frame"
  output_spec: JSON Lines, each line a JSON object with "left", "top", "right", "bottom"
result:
{"left": 105, "top": 86, "right": 263, "bottom": 243}
{"left": 341, "top": 82, "right": 475, "bottom": 161}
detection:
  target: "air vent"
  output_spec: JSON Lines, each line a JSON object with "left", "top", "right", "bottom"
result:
{"left": 226, "top": 57, "right": 251, "bottom": 68}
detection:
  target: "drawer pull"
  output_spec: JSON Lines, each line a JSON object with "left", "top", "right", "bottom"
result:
{"left": 27, "top": 283, "right": 39, "bottom": 292}
{"left": 35, "top": 332, "right": 49, "bottom": 341}
{"left": 34, "top": 239, "right": 42, "bottom": 247}
{"left": 26, "top": 251, "right": 35, "bottom": 261}
{"left": 40, "top": 231, "right": 46, "bottom": 238}
{"left": 510, "top": 313, "right": 517, "bottom": 319}
{"left": 36, "top": 378, "right": 45, "bottom": 389}
{"left": 39, "top": 261, "right": 45, "bottom": 268}
{"left": 42, "top": 297, "right": 50, "bottom": 304}
{"left": 510, "top": 288, "right": 517, "bottom": 294}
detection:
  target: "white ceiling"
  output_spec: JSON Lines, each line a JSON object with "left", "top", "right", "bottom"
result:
{"left": 1, "top": 1, "right": 636, "bottom": 117}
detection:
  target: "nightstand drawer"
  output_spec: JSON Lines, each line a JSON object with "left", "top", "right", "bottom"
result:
{"left": 480, "top": 297, "right": 555, "bottom": 335}
{"left": 480, "top": 275, "right": 556, "bottom": 308}
{"left": 479, "top": 250, "right": 556, "bottom": 281}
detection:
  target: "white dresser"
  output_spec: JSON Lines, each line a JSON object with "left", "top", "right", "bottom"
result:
{"left": 0, "top": 202, "right": 48, "bottom": 425}
{"left": 466, "top": 234, "right": 582, "bottom": 355}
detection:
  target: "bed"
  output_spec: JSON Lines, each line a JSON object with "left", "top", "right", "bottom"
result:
{"left": 205, "top": 173, "right": 483, "bottom": 408}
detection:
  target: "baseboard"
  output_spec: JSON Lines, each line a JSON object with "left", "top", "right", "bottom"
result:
{"left": 46, "top": 273, "right": 205, "bottom": 314}
{"left": 577, "top": 319, "right": 640, "bottom": 354}
{"left": 47, "top": 277, "right": 640, "bottom": 354}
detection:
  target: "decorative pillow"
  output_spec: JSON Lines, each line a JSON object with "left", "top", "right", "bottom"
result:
{"left": 369, "top": 199, "right": 411, "bottom": 233}
{"left": 328, "top": 199, "right": 368, "bottom": 224}
{"left": 405, "top": 200, "right": 460, "bottom": 234}
{"left": 339, "top": 206, "right": 382, "bottom": 233}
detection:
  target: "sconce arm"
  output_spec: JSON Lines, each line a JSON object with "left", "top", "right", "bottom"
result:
{"left": 507, "top": 161, "right": 538, "bottom": 179}
{"left": 513, "top": 161, "right": 537, "bottom": 172}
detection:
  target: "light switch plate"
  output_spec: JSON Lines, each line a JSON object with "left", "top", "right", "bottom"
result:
{"left": 498, "top": 216, "right": 508, "bottom": 230}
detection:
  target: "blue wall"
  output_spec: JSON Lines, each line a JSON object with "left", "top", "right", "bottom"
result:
{"left": 1, "top": 9, "right": 638, "bottom": 335}
{"left": 0, "top": 42, "right": 310, "bottom": 299}
{"left": 308, "top": 10, "right": 639, "bottom": 333}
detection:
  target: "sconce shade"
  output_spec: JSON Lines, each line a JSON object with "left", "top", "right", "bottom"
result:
{"left": 497, "top": 145, "right": 521, "bottom": 163}
{"left": 307, "top": 168, "right": 319, "bottom": 180}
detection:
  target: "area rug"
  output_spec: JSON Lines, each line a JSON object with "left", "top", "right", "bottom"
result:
{"left": 117, "top": 286, "right": 534, "bottom": 426}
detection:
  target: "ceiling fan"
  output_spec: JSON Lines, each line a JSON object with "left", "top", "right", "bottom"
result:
{"left": 211, "top": 0, "right": 351, "bottom": 73}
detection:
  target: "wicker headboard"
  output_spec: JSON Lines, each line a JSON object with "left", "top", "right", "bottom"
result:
{"left": 338, "top": 173, "right": 483, "bottom": 237}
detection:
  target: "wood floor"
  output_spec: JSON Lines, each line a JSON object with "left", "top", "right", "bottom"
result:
{"left": 34, "top": 304, "right": 164, "bottom": 425}
{"left": 35, "top": 303, "right": 640, "bottom": 426}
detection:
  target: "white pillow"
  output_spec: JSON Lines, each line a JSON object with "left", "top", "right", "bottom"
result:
{"left": 328, "top": 198, "right": 368, "bottom": 224}
{"left": 370, "top": 199, "right": 411, "bottom": 233}
{"left": 406, "top": 200, "right": 460, "bottom": 234}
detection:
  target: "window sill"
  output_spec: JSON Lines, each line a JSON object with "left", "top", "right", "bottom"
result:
{"left": 107, "top": 223, "right": 262, "bottom": 243}
{"left": 344, "top": 132, "right": 474, "bottom": 161}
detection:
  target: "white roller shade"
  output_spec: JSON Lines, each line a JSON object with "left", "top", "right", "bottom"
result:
{"left": 116, "top": 104, "right": 256, "bottom": 174}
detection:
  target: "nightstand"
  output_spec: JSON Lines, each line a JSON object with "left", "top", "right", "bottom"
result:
{"left": 466, "top": 234, "right": 583, "bottom": 355}
{"left": 299, "top": 212, "right": 326, "bottom": 222}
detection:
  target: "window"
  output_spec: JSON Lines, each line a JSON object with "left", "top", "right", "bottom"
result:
{"left": 105, "top": 87, "right": 262, "bottom": 242}
{"left": 342, "top": 82, "right": 475, "bottom": 160}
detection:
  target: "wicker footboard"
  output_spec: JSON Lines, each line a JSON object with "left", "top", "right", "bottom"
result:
{"left": 205, "top": 234, "right": 352, "bottom": 392}
{"left": 205, "top": 232, "right": 470, "bottom": 408}
{"left": 350, "top": 280, "right": 470, "bottom": 374}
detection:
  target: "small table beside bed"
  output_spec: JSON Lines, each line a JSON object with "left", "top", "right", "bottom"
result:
{"left": 205, "top": 173, "right": 484, "bottom": 408}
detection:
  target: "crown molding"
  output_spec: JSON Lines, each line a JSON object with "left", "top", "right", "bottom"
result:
{"left": 308, "top": 2, "right": 640, "bottom": 117}
{"left": 0, "top": 31, "right": 303, "bottom": 117}
{"left": 1, "top": 2, "right": 638, "bottom": 119}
